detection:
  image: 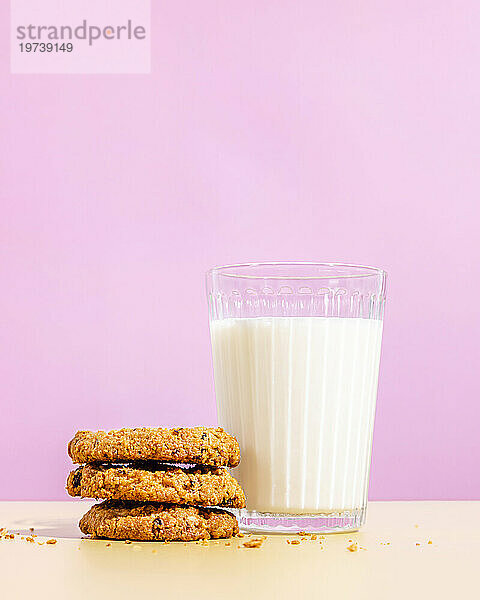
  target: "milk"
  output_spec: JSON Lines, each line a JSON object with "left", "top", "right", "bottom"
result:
{"left": 210, "top": 317, "right": 383, "bottom": 513}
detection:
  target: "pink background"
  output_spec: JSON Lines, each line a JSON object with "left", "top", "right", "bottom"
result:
{"left": 1, "top": 1, "right": 479, "bottom": 500}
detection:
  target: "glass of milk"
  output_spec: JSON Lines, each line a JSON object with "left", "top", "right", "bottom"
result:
{"left": 206, "top": 262, "right": 386, "bottom": 533}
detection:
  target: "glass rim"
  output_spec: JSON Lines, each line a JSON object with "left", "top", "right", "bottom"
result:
{"left": 207, "top": 262, "right": 386, "bottom": 281}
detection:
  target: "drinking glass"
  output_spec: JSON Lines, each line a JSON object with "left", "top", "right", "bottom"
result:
{"left": 206, "top": 262, "right": 386, "bottom": 533}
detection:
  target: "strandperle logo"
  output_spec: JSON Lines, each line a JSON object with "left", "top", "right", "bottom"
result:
{"left": 15, "top": 19, "right": 147, "bottom": 46}
{"left": 11, "top": 0, "right": 151, "bottom": 74}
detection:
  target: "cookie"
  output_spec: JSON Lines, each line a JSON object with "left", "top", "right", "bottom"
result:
{"left": 68, "top": 427, "right": 240, "bottom": 467}
{"left": 67, "top": 463, "right": 246, "bottom": 508}
{"left": 79, "top": 500, "right": 239, "bottom": 541}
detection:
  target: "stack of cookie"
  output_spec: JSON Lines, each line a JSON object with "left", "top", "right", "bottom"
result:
{"left": 66, "top": 427, "right": 244, "bottom": 542}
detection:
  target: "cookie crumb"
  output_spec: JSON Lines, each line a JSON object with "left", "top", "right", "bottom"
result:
{"left": 237, "top": 533, "right": 244, "bottom": 538}
{"left": 225, "top": 542, "right": 231, "bottom": 546}
{"left": 243, "top": 538, "right": 263, "bottom": 548}
{"left": 106, "top": 543, "right": 111, "bottom": 547}
{"left": 26, "top": 536, "right": 34, "bottom": 542}
{"left": 46, "top": 539, "right": 57, "bottom": 545}
{"left": 37, "top": 542, "right": 44, "bottom": 545}
{"left": 347, "top": 543, "right": 358, "bottom": 552}
{"left": 125, "top": 540, "right": 132, "bottom": 544}
{"left": 428, "top": 540, "right": 432, "bottom": 545}
{"left": 416, "top": 543, "right": 420, "bottom": 546}
{"left": 290, "top": 540, "right": 300, "bottom": 545}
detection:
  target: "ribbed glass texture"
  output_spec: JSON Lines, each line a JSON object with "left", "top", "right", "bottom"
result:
{"left": 206, "top": 263, "right": 386, "bottom": 533}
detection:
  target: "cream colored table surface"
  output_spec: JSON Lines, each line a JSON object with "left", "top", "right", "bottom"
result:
{"left": 0, "top": 501, "right": 477, "bottom": 599}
